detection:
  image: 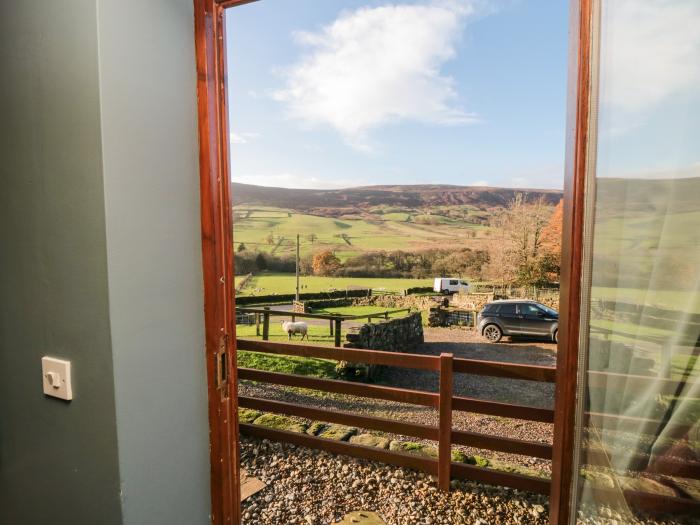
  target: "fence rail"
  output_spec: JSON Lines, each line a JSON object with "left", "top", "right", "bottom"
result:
{"left": 236, "top": 337, "right": 552, "bottom": 494}
{"left": 236, "top": 306, "right": 412, "bottom": 347}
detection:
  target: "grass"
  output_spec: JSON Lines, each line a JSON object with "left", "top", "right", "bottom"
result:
{"left": 239, "top": 272, "right": 432, "bottom": 296}
{"left": 236, "top": 322, "right": 337, "bottom": 346}
{"left": 315, "top": 305, "right": 410, "bottom": 318}
{"left": 237, "top": 350, "right": 338, "bottom": 379}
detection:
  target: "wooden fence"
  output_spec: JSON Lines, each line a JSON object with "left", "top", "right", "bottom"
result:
{"left": 237, "top": 338, "right": 554, "bottom": 494}
{"left": 236, "top": 306, "right": 412, "bottom": 347}
{"left": 236, "top": 338, "right": 700, "bottom": 515}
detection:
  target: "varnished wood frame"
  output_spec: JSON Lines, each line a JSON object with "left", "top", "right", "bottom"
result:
{"left": 194, "top": 0, "right": 593, "bottom": 522}
{"left": 549, "top": 0, "right": 595, "bottom": 523}
{"left": 194, "top": 0, "right": 249, "bottom": 523}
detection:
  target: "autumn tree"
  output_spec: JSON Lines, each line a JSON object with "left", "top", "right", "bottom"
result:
{"left": 311, "top": 250, "right": 342, "bottom": 276}
{"left": 540, "top": 199, "right": 563, "bottom": 281}
{"left": 487, "top": 194, "right": 555, "bottom": 286}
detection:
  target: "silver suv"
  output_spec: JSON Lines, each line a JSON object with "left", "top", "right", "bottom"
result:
{"left": 477, "top": 300, "right": 559, "bottom": 343}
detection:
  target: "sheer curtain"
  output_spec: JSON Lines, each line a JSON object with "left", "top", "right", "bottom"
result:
{"left": 574, "top": 0, "right": 700, "bottom": 522}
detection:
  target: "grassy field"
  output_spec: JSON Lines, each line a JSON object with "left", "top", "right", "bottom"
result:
{"left": 238, "top": 350, "right": 337, "bottom": 379}
{"left": 236, "top": 322, "right": 336, "bottom": 345}
{"left": 239, "top": 272, "right": 432, "bottom": 296}
{"left": 315, "top": 305, "right": 411, "bottom": 318}
{"left": 233, "top": 205, "right": 491, "bottom": 260}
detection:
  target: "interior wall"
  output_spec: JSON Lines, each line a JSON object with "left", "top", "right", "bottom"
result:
{"left": 0, "top": 1, "right": 123, "bottom": 523}
{"left": 95, "top": 1, "right": 211, "bottom": 523}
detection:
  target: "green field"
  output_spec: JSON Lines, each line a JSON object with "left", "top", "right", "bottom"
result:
{"left": 236, "top": 322, "right": 336, "bottom": 345}
{"left": 239, "top": 272, "right": 432, "bottom": 296}
{"left": 233, "top": 205, "right": 491, "bottom": 260}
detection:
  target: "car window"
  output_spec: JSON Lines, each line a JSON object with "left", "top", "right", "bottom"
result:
{"left": 521, "top": 304, "right": 542, "bottom": 316}
{"left": 449, "top": 280, "right": 458, "bottom": 285}
{"left": 539, "top": 304, "right": 558, "bottom": 317}
{"left": 499, "top": 304, "right": 516, "bottom": 315}
{"left": 460, "top": 280, "right": 468, "bottom": 285}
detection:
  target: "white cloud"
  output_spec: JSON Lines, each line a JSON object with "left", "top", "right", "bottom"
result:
{"left": 272, "top": 0, "right": 480, "bottom": 150}
{"left": 232, "top": 172, "right": 368, "bottom": 190}
{"left": 600, "top": 1, "right": 700, "bottom": 115}
{"left": 472, "top": 180, "right": 490, "bottom": 187}
{"left": 230, "top": 132, "right": 261, "bottom": 144}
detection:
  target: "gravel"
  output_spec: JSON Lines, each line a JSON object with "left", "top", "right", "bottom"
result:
{"left": 240, "top": 436, "right": 550, "bottom": 525}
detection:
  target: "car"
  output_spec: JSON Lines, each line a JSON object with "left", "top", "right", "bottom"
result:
{"left": 433, "top": 277, "right": 470, "bottom": 295}
{"left": 477, "top": 300, "right": 559, "bottom": 343}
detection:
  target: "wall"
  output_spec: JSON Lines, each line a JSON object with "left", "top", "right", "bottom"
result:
{"left": 345, "top": 313, "right": 424, "bottom": 351}
{"left": 0, "top": 1, "right": 123, "bottom": 523}
{"left": 96, "top": 1, "right": 210, "bottom": 523}
{"left": 0, "top": 1, "right": 211, "bottom": 524}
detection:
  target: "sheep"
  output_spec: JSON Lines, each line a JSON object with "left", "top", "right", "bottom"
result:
{"left": 281, "top": 321, "right": 308, "bottom": 341}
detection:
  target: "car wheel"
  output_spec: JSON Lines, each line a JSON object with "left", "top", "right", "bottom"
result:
{"left": 483, "top": 324, "right": 502, "bottom": 343}
{"left": 553, "top": 330, "right": 558, "bottom": 343}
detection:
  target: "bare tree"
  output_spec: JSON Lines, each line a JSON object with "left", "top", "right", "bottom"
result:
{"left": 487, "top": 194, "right": 554, "bottom": 285}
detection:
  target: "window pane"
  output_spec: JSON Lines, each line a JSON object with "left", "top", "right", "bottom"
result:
{"left": 573, "top": 1, "right": 700, "bottom": 522}
{"left": 499, "top": 304, "right": 516, "bottom": 315}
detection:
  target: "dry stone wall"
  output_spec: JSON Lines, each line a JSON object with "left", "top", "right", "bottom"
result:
{"left": 342, "top": 312, "right": 424, "bottom": 381}
{"left": 344, "top": 312, "right": 424, "bottom": 351}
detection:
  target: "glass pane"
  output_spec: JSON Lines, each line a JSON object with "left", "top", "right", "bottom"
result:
{"left": 574, "top": 1, "right": 700, "bottom": 523}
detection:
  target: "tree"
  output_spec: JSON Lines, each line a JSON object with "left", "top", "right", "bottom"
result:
{"left": 266, "top": 232, "right": 275, "bottom": 245}
{"left": 312, "top": 250, "right": 342, "bottom": 276}
{"left": 255, "top": 252, "right": 268, "bottom": 271}
{"left": 540, "top": 199, "right": 563, "bottom": 280}
{"left": 237, "top": 242, "right": 247, "bottom": 252}
{"left": 307, "top": 233, "right": 318, "bottom": 244}
{"left": 487, "top": 194, "right": 554, "bottom": 286}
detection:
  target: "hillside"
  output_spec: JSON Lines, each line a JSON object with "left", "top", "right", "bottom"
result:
{"left": 231, "top": 183, "right": 562, "bottom": 260}
{"left": 231, "top": 182, "right": 562, "bottom": 217}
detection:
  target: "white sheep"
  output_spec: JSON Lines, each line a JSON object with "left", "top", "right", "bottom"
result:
{"left": 281, "top": 321, "right": 308, "bottom": 341}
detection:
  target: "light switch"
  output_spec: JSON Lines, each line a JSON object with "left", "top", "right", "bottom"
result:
{"left": 41, "top": 357, "right": 73, "bottom": 401}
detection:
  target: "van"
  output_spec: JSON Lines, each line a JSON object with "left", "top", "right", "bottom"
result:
{"left": 433, "top": 277, "right": 470, "bottom": 295}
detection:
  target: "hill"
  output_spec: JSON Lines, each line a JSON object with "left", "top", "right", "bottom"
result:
{"left": 231, "top": 183, "right": 562, "bottom": 217}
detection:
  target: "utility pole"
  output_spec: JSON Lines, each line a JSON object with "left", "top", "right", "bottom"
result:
{"left": 295, "top": 233, "right": 300, "bottom": 302}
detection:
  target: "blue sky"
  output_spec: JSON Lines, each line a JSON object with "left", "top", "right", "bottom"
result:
{"left": 225, "top": 0, "right": 569, "bottom": 190}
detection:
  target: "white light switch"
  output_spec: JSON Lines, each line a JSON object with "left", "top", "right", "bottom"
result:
{"left": 41, "top": 357, "right": 73, "bottom": 401}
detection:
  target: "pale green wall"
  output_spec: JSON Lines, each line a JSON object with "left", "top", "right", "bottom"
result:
{"left": 96, "top": 0, "right": 210, "bottom": 523}
{"left": 0, "top": 1, "right": 211, "bottom": 524}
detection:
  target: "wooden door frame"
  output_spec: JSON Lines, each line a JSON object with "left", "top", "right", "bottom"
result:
{"left": 194, "top": 0, "right": 248, "bottom": 523}
{"left": 549, "top": 0, "right": 595, "bottom": 523}
{"left": 193, "top": 0, "right": 595, "bottom": 522}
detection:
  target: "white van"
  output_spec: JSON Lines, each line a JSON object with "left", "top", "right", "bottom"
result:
{"left": 433, "top": 277, "right": 470, "bottom": 295}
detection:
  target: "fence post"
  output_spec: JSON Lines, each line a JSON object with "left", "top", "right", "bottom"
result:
{"left": 438, "top": 352, "right": 453, "bottom": 491}
{"left": 329, "top": 318, "right": 334, "bottom": 336}
{"left": 262, "top": 307, "right": 270, "bottom": 341}
{"left": 256, "top": 313, "right": 260, "bottom": 336}
{"left": 334, "top": 319, "right": 342, "bottom": 347}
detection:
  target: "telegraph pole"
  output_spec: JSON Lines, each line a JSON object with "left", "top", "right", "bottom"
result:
{"left": 295, "top": 233, "right": 300, "bottom": 302}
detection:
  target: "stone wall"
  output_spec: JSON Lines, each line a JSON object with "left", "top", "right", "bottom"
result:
{"left": 342, "top": 312, "right": 424, "bottom": 380}
{"left": 344, "top": 312, "right": 424, "bottom": 351}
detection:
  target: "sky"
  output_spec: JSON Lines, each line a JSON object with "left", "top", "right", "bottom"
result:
{"left": 225, "top": 0, "right": 570, "bottom": 190}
